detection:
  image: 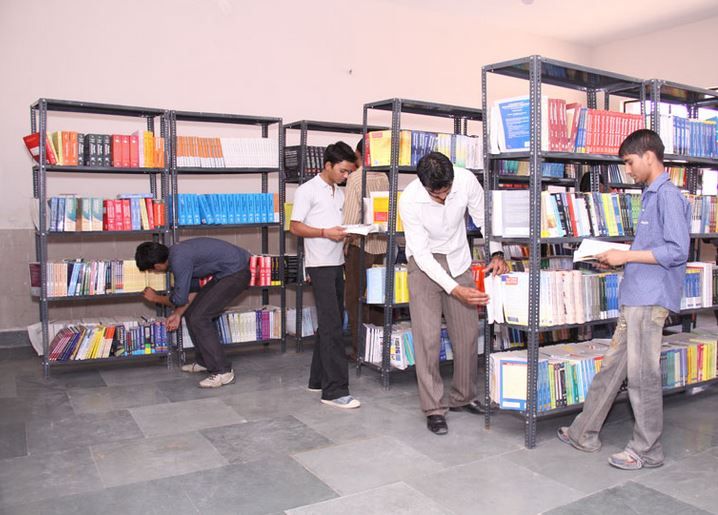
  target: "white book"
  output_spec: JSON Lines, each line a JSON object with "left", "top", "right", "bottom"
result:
{"left": 574, "top": 239, "right": 631, "bottom": 262}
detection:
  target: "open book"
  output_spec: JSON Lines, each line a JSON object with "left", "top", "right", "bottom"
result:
{"left": 573, "top": 239, "right": 630, "bottom": 262}
{"left": 341, "top": 224, "right": 384, "bottom": 236}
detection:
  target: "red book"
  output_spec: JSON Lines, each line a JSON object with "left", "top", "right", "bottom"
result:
{"left": 565, "top": 193, "right": 579, "bottom": 237}
{"left": 69, "top": 132, "right": 78, "bottom": 165}
{"left": 129, "top": 134, "right": 140, "bottom": 168}
{"left": 154, "top": 201, "right": 165, "bottom": 227}
{"left": 262, "top": 256, "right": 271, "bottom": 286}
{"left": 103, "top": 200, "right": 115, "bottom": 230}
{"left": 121, "top": 135, "right": 131, "bottom": 168}
{"left": 112, "top": 135, "right": 123, "bottom": 167}
{"left": 249, "top": 255, "right": 258, "bottom": 286}
{"left": 145, "top": 198, "right": 155, "bottom": 228}
{"left": 23, "top": 133, "right": 58, "bottom": 165}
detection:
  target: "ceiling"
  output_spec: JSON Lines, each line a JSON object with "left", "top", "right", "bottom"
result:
{"left": 383, "top": 0, "right": 718, "bottom": 46}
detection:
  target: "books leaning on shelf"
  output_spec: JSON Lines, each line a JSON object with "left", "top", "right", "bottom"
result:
{"left": 681, "top": 262, "right": 718, "bottom": 310}
{"left": 364, "top": 130, "right": 483, "bottom": 169}
{"left": 248, "top": 255, "right": 283, "bottom": 287}
{"left": 365, "top": 266, "right": 409, "bottom": 304}
{"left": 686, "top": 194, "right": 718, "bottom": 234}
{"left": 489, "top": 96, "right": 644, "bottom": 155}
{"left": 176, "top": 193, "right": 279, "bottom": 226}
{"left": 653, "top": 114, "right": 717, "bottom": 158}
{"left": 493, "top": 160, "right": 578, "bottom": 179}
{"left": 284, "top": 146, "right": 326, "bottom": 179}
{"left": 23, "top": 131, "right": 165, "bottom": 168}
{"left": 176, "top": 136, "right": 278, "bottom": 168}
{"left": 28, "top": 260, "right": 167, "bottom": 298}
{"left": 489, "top": 335, "right": 718, "bottom": 411}
{"left": 494, "top": 325, "right": 593, "bottom": 352}
{"left": 46, "top": 194, "right": 165, "bottom": 232}
{"left": 286, "top": 306, "right": 318, "bottom": 337}
{"left": 27, "top": 317, "right": 169, "bottom": 361}
{"left": 363, "top": 191, "right": 404, "bottom": 231}
{"left": 363, "top": 322, "right": 460, "bottom": 370}
{"left": 180, "top": 306, "right": 282, "bottom": 347}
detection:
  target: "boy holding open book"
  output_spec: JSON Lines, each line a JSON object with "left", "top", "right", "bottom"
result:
{"left": 558, "top": 130, "right": 691, "bottom": 470}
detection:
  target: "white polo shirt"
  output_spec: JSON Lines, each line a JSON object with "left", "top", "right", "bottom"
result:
{"left": 399, "top": 166, "right": 501, "bottom": 293}
{"left": 291, "top": 174, "right": 345, "bottom": 268}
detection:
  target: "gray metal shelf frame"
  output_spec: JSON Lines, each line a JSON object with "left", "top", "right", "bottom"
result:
{"left": 31, "top": 98, "right": 171, "bottom": 378}
{"left": 282, "top": 120, "right": 387, "bottom": 352}
{"left": 168, "top": 110, "right": 286, "bottom": 360}
{"left": 359, "top": 98, "right": 484, "bottom": 388}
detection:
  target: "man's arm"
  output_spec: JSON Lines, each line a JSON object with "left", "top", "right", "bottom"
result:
{"left": 290, "top": 221, "right": 346, "bottom": 242}
{"left": 166, "top": 292, "right": 198, "bottom": 331}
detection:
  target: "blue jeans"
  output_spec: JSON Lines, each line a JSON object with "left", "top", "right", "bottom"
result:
{"left": 568, "top": 305, "right": 669, "bottom": 463}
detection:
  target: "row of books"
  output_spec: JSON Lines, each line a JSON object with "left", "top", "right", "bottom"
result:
{"left": 176, "top": 193, "right": 279, "bottom": 226}
{"left": 23, "top": 131, "right": 166, "bottom": 168}
{"left": 607, "top": 165, "right": 712, "bottom": 192}
{"left": 687, "top": 195, "right": 718, "bottom": 234}
{"left": 47, "top": 195, "right": 166, "bottom": 232}
{"left": 44, "top": 318, "right": 168, "bottom": 361}
{"left": 654, "top": 114, "right": 718, "bottom": 158}
{"left": 493, "top": 161, "right": 579, "bottom": 179}
{"left": 284, "top": 146, "right": 326, "bottom": 178}
{"left": 493, "top": 325, "right": 593, "bottom": 351}
{"left": 489, "top": 332, "right": 718, "bottom": 411}
{"left": 176, "top": 136, "right": 278, "bottom": 168}
{"left": 285, "top": 306, "right": 318, "bottom": 337}
{"left": 490, "top": 96, "right": 645, "bottom": 155}
{"left": 180, "top": 306, "right": 282, "bottom": 347}
{"left": 365, "top": 266, "right": 409, "bottom": 304}
{"left": 29, "top": 260, "right": 166, "bottom": 298}
{"left": 363, "top": 322, "right": 455, "bottom": 370}
{"left": 681, "top": 262, "right": 718, "bottom": 310}
{"left": 248, "top": 255, "right": 283, "bottom": 287}
{"left": 364, "top": 130, "right": 483, "bottom": 169}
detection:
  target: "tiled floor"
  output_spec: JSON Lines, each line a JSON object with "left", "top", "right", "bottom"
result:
{"left": 1, "top": 339, "right": 717, "bottom": 515}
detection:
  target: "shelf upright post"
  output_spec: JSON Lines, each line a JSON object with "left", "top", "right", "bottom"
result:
{"left": 37, "top": 99, "right": 50, "bottom": 378}
{"left": 294, "top": 122, "right": 309, "bottom": 352}
{"left": 588, "top": 89, "right": 602, "bottom": 193}
{"left": 357, "top": 112, "right": 369, "bottom": 375}
{"left": 278, "top": 121, "right": 287, "bottom": 353}
{"left": 526, "top": 55, "right": 544, "bottom": 448}
{"left": 481, "top": 65, "right": 494, "bottom": 429}
{"left": 261, "top": 124, "right": 270, "bottom": 308}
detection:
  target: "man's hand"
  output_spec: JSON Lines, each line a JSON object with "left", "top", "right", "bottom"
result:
{"left": 324, "top": 226, "right": 347, "bottom": 242}
{"left": 486, "top": 255, "right": 509, "bottom": 276}
{"left": 143, "top": 287, "right": 161, "bottom": 304}
{"left": 595, "top": 250, "right": 628, "bottom": 267}
{"left": 451, "top": 285, "right": 490, "bottom": 306}
{"left": 166, "top": 312, "right": 181, "bottom": 331}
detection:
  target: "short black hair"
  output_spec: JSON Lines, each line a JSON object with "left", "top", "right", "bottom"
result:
{"left": 135, "top": 242, "right": 169, "bottom": 271}
{"left": 416, "top": 152, "right": 454, "bottom": 191}
{"left": 618, "top": 129, "right": 664, "bottom": 163}
{"left": 579, "top": 170, "right": 606, "bottom": 193}
{"left": 355, "top": 137, "right": 364, "bottom": 157}
{"left": 324, "top": 141, "right": 356, "bottom": 166}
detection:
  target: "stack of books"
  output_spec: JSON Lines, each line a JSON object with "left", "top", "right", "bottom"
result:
{"left": 46, "top": 194, "right": 165, "bottom": 232}
{"left": 176, "top": 193, "right": 279, "bottom": 225}
{"left": 364, "top": 130, "right": 483, "bottom": 169}
{"left": 176, "top": 136, "right": 278, "bottom": 168}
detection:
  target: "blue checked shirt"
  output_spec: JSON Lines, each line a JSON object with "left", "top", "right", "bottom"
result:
{"left": 619, "top": 172, "right": 690, "bottom": 313}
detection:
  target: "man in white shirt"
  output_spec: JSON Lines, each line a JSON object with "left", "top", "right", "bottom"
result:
{"left": 399, "top": 151, "right": 507, "bottom": 434}
{"left": 290, "top": 141, "right": 361, "bottom": 409}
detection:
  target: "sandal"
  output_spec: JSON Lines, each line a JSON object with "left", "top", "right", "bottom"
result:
{"left": 608, "top": 448, "right": 663, "bottom": 470}
{"left": 556, "top": 426, "right": 601, "bottom": 453}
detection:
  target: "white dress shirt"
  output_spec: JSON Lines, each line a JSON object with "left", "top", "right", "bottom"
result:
{"left": 291, "top": 174, "right": 345, "bottom": 268}
{"left": 399, "top": 166, "right": 500, "bottom": 294}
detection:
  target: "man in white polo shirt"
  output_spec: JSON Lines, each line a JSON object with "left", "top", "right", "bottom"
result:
{"left": 290, "top": 141, "right": 361, "bottom": 409}
{"left": 399, "top": 151, "right": 507, "bottom": 434}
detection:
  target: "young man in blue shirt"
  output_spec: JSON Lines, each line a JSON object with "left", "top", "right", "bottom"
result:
{"left": 558, "top": 129, "right": 691, "bottom": 470}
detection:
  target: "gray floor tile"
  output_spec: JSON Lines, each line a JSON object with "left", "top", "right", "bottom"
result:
{"left": 98, "top": 363, "right": 184, "bottom": 387}
{"left": 170, "top": 456, "right": 336, "bottom": 515}
{"left": 15, "top": 370, "right": 106, "bottom": 394}
{"left": 0, "top": 422, "right": 26, "bottom": 460}
{"left": 407, "top": 455, "right": 583, "bottom": 515}
{"left": 91, "top": 431, "right": 227, "bottom": 488}
{"left": 0, "top": 372, "right": 17, "bottom": 398}
{"left": 2, "top": 480, "right": 199, "bottom": 515}
{"left": 68, "top": 384, "right": 171, "bottom": 414}
{"left": 0, "top": 447, "right": 103, "bottom": 508}
{"left": 293, "top": 435, "right": 443, "bottom": 495}
{"left": 0, "top": 391, "right": 74, "bottom": 424}
{"left": 286, "top": 481, "right": 453, "bottom": 515}
{"left": 27, "top": 410, "right": 143, "bottom": 454}
{"left": 636, "top": 447, "right": 718, "bottom": 513}
{"left": 129, "top": 397, "right": 246, "bottom": 437}
{"left": 153, "top": 374, "right": 270, "bottom": 403}
{"left": 200, "top": 415, "right": 331, "bottom": 464}
{"left": 662, "top": 390, "right": 718, "bottom": 437}
{"left": 543, "top": 481, "right": 712, "bottom": 515}
{"left": 222, "top": 385, "right": 321, "bottom": 422}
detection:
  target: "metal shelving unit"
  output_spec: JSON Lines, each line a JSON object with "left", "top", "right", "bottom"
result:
{"left": 169, "top": 110, "right": 286, "bottom": 360}
{"left": 282, "top": 120, "right": 386, "bottom": 352}
{"left": 359, "top": 98, "right": 484, "bottom": 387}
{"left": 31, "top": 99, "right": 171, "bottom": 377}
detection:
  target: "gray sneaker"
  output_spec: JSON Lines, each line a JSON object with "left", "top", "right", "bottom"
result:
{"left": 198, "top": 371, "right": 235, "bottom": 388}
{"left": 321, "top": 395, "right": 361, "bottom": 409}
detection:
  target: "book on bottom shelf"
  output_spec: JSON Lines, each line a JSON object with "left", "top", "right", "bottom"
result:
{"left": 180, "top": 306, "right": 282, "bottom": 347}
{"left": 286, "top": 307, "right": 318, "bottom": 337}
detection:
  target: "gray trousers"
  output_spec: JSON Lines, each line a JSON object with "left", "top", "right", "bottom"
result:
{"left": 407, "top": 255, "right": 480, "bottom": 416}
{"left": 568, "top": 305, "right": 669, "bottom": 463}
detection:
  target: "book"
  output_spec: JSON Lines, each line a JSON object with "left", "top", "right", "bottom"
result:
{"left": 364, "top": 130, "right": 483, "bottom": 169}
{"left": 573, "top": 239, "right": 631, "bottom": 262}
{"left": 341, "top": 224, "right": 383, "bottom": 236}
{"left": 23, "top": 133, "right": 58, "bottom": 165}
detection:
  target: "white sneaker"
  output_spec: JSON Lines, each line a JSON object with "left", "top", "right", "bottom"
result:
{"left": 198, "top": 371, "right": 235, "bottom": 388}
{"left": 181, "top": 362, "right": 208, "bottom": 373}
{"left": 321, "top": 395, "right": 361, "bottom": 409}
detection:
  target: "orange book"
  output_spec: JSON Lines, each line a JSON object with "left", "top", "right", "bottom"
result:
{"left": 145, "top": 198, "right": 155, "bottom": 228}
{"left": 154, "top": 200, "right": 166, "bottom": 227}
{"left": 68, "top": 132, "right": 78, "bottom": 165}
{"left": 155, "top": 137, "right": 165, "bottom": 168}
{"left": 62, "top": 132, "right": 72, "bottom": 166}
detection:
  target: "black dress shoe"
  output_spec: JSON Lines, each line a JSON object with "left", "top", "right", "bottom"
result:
{"left": 427, "top": 415, "right": 448, "bottom": 435}
{"left": 449, "top": 400, "right": 486, "bottom": 415}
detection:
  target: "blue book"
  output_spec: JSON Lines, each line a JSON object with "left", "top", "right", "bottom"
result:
{"left": 197, "top": 195, "right": 210, "bottom": 224}
{"left": 247, "top": 194, "right": 256, "bottom": 224}
{"left": 192, "top": 195, "right": 201, "bottom": 225}
{"left": 497, "top": 97, "right": 531, "bottom": 152}
{"left": 131, "top": 198, "right": 141, "bottom": 230}
{"left": 239, "top": 195, "right": 248, "bottom": 224}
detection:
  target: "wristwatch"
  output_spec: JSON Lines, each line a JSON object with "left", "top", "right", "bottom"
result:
{"left": 491, "top": 251, "right": 504, "bottom": 259}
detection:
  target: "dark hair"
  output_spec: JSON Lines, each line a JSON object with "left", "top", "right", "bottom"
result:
{"left": 324, "top": 141, "right": 356, "bottom": 166}
{"left": 579, "top": 170, "right": 606, "bottom": 193}
{"left": 135, "top": 242, "right": 169, "bottom": 271}
{"left": 355, "top": 137, "right": 364, "bottom": 157}
{"left": 416, "top": 152, "right": 454, "bottom": 191}
{"left": 618, "top": 129, "right": 664, "bottom": 163}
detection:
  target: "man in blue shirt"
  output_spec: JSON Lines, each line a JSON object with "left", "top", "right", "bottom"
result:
{"left": 558, "top": 129, "right": 690, "bottom": 470}
{"left": 136, "top": 238, "right": 251, "bottom": 388}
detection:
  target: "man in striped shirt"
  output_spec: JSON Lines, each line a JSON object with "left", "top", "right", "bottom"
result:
{"left": 343, "top": 138, "right": 389, "bottom": 360}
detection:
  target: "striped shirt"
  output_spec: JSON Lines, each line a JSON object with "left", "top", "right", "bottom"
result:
{"left": 619, "top": 172, "right": 690, "bottom": 313}
{"left": 343, "top": 167, "right": 389, "bottom": 255}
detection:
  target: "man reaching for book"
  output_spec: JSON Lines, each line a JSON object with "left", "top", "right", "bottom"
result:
{"left": 135, "top": 237, "right": 251, "bottom": 388}
{"left": 557, "top": 129, "right": 690, "bottom": 470}
{"left": 399, "top": 152, "right": 508, "bottom": 435}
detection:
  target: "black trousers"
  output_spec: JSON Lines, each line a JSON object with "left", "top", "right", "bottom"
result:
{"left": 307, "top": 266, "right": 350, "bottom": 400}
{"left": 183, "top": 269, "right": 250, "bottom": 374}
